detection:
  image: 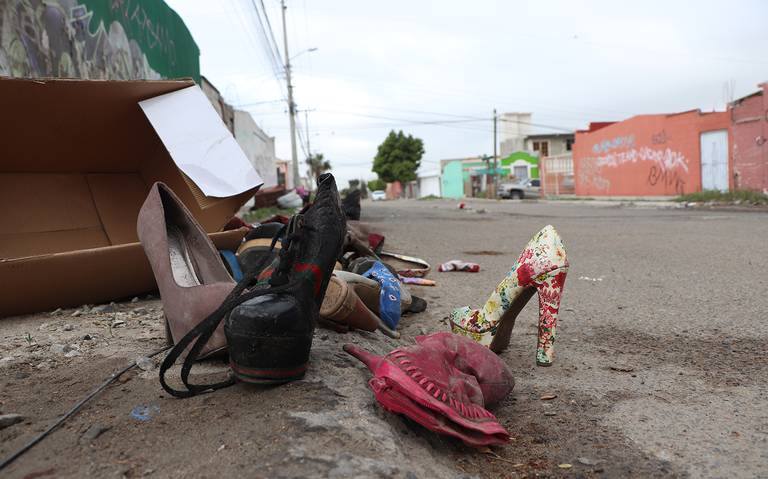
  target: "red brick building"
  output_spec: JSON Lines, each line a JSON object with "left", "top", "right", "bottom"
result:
{"left": 730, "top": 83, "right": 768, "bottom": 192}
{"left": 573, "top": 110, "right": 731, "bottom": 197}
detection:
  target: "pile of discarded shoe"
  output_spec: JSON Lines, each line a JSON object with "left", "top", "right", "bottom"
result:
{"left": 138, "top": 174, "right": 433, "bottom": 394}
{"left": 137, "top": 173, "right": 569, "bottom": 447}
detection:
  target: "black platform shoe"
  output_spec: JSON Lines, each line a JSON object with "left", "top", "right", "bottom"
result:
{"left": 342, "top": 189, "right": 361, "bottom": 221}
{"left": 226, "top": 174, "right": 346, "bottom": 384}
{"left": 158, "top": 173, "right": 346, "bottom": 397}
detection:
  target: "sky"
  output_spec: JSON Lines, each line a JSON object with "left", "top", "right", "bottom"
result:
{"left": 165, "top": 0, "right": 768, "bottom": 189}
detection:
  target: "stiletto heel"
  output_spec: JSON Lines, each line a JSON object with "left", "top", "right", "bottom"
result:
{"left": 533, "top": 269, "right": 566, "bottom": 366}
{"left": 450, "top": 225, "right": 568, "bottom": 365}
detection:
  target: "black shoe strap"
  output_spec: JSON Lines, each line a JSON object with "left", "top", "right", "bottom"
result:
{"left": 159, "top": 227, "right": 296, "bottom": 398}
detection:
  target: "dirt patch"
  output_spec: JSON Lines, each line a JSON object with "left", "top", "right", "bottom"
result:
{"left": 589, "top": 327, "right": 767, "bottom": 388}
{"left": 450, "top": 385, "right": 685, "bottom": 478}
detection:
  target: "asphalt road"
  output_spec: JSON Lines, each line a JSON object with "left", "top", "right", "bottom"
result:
{"left": 1, "top": 198, "right": 766, "bottom": 478}
{"left": 366, "top": 197, "right": 768, "bottom": 478}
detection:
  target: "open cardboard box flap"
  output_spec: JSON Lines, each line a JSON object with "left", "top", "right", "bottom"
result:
{"left": 0, "top": 78, "right": 260, "bottom": 317}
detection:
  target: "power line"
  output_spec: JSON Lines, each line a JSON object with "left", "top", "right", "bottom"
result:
{"left": 288, "top": 109, "right": 575, "bottom": 133}
{"left": 235, "top": 98, "right": 286, "bottom": 108}
{"left": 223, "top": 0, "right": 273, "bottom": 80}
{"left": 256, "top": 0, "right": 284, "bottom": 74}
{"left": 222, "top": 0, "right": 287, "bottom": 104}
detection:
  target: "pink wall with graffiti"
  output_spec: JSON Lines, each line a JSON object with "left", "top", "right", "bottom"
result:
{"left": 573, "top": 110, "right": 730, "bottom": 196}
{"left": 730, "top": 83, "right": 768, "bottom": 192}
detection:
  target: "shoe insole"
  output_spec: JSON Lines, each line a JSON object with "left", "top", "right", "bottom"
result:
{"left": 167, "top": 225, "right": 202, "bottom": 288}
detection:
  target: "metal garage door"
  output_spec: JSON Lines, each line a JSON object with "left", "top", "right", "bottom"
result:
{"left": 700, "top": 130, "right": 729, "bottom": 191}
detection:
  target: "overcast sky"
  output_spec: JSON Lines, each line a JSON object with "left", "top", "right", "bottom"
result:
{"left": 165, "top": 0, "right": 768, "bottom": 188}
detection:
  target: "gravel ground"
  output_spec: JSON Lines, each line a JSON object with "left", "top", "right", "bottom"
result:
{"left": 1, "top": 198, "right": 767, "bottom": 478}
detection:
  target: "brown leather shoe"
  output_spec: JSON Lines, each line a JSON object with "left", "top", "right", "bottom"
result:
{"left": 319, "top": 276, "right": 380, "bottom": 333}
{"left": 137, "top": 182, "right": 234, "bottom": 358}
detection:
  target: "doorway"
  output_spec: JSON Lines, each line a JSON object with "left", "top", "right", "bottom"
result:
{"left": 700, "top": 130, "right": 729, "bottom": 191}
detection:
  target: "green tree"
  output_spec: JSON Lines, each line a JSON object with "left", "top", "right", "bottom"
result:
{"left": 305, "top": 153, "right": 331, "bottom": 187}
{"left": 372, "top": 130, "right": 425, "bottom": 184}
{"left": 367, "top": 178, "right": 386, "bottom": 191}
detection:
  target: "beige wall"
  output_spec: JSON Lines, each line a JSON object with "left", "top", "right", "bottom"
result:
{"left": 201, "top": 76, "right": 277, "bottom": 191}
{"left": 524, "top": 137, "right": 571, "bottom": 157}
{"left": 200, "top": 76, "right": 234, "bottom": 133}
{"left": 499, "top": 112, "right": 532, "bottom": 156}
{"left": 234, "top": 110, "right": 278, "bottom": 188}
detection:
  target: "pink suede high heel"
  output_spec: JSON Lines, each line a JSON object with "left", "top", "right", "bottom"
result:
{"left": 449, "top": 225, "right": 568, "bottom": 366}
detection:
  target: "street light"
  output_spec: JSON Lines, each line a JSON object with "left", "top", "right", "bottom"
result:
{"left": 290, "top": 47, "right": 318, "bottom": 62}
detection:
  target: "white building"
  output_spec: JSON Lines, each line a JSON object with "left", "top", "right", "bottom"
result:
{"left": 499, "top": 112, "right": 532, "bottom": 156}
{"left": 418, "top": 171, "right": 442, "bottom": 198}
{"left": 201, "top": 76, "right": 278, "bottom": 202}
{"left": 234, "top": 109, "right": 278, "bottom": 188}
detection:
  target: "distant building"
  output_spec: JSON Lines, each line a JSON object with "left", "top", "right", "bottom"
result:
{"left": 276, "top": 160, "right": 309, "bottom": 190}
{"left": 573, "top": 110, "right": 730, "bottom": 197}
{"left": 418, "top": 171, "right": 442, "bottom": 198}
{"left": 201, "top": 76, "right": 235, "bottom": 133}
{"left": 497, "top": 112, "right": 575, "bottom": 197}
{"left": 201, "top": 77, "right": 278, "bottom": 196}
{"left": 440, "top": 155, "right": 537, "bottom": 199}
{"left": 499, "top": 112, "right": 532, "bottom": 156}
{"left": 729, "top": 83, "right": 768, "bottom": 192}
{"left": 500, "top": 151, "right": 540, "bottom": 181}
{"left": 524, "top": 133, "right": 574, "bottom": 158}
{"left": 400, "top": 171, "right": 442, "bottom": 199}
{"left": 234, "top": 110, "right": 278, "bottom": 188}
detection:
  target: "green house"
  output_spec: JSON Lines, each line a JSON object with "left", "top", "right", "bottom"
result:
{"left": 500, "top": 151, "right": 539, "bottom": 180}
{"left": 440, "top": 151, "right": 539, "bottom": 198}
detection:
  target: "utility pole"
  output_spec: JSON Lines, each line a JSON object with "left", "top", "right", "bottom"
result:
{"left": 304, "top": 109, "right": 311, "bottom": 160}
{"left": 281, "top": 0, "right": 299, "bottom": 189}
{"left": 303, "top": 109, "right": 312, "bottom": 190}
{"left": 492, "top": 108, "right": 498, "bottom": 198}
{"left": 481, "top": 154, "right": 491, "bottom": 199}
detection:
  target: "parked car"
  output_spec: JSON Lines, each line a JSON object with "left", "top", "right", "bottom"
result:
{"left": 371, "top": 190, "right": 387, "bottom": 201}
{"left": 499, "top": 178, "right": 540, "bottom": 199}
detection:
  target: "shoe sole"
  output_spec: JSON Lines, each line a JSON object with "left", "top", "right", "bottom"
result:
{"left": 230, "top": 361, "right": 308, "bottom": 384}
{"left": 226, "top": 331, "right": 313, "bottom": 384}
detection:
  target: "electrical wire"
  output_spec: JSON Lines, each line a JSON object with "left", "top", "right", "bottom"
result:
{"left": 295, "top": 116, "right": 310, "bottom": 158}
{"left": 223, "top": 0, "right": 274, "bottom": 81}
{"left": 259, "top": 109, "right": 575, "bottom": 134}
{"left": 0, "top": 345, "right": 172, "bottom": 472}
{"left": 235, "top": 0, "right": 286, "bottom": 103}
{"left": 244, "top": 0, "right": 282, "bottom": 76}
{"left": 258, "top": 0, "right": 284, "bottom": 71}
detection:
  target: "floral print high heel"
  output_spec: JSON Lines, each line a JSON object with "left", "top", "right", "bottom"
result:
{"left": 449, "top": 225, "right": 568, "bottom": 366}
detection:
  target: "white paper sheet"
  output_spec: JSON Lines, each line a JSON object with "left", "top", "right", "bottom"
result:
{"left": 139, "top": 86, "right": 263, "bottom": 198}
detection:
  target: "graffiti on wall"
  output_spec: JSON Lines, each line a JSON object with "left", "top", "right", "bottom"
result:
{"left": 577, "top": 156, "right": 612, "bottom": 191}
{"left": 651, "top": 129, "right": 669, "bottom": 145}
{"left": 579, "top": 146, "right": 689, "bottom": 193}
{"left": 0, "top": 0, "right": 199, "bottom": 80}
{"left": 592, "top": 135, "right": 635, "bottom": 154}
{"left": 647, "top": 165, "right": 685, "bottom": 194}
{"left": 0, "top": 0, "right": 160, "bottom": 79}
{"left": 109, "top": 0, "right": 178, "bottom": 66}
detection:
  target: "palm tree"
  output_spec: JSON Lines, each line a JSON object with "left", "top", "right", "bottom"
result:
{"left": 305, "top": 153, "right": 332, "bottom": 188}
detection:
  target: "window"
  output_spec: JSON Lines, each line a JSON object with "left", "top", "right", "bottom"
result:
{"left": 530, "top": 179, "right": 540, "bottom": 187}
{"left": 532, "top": 140, "right": 549, "bottom": 157}
{"left": 566, "top": 139, "right": 574, "bottom": 151}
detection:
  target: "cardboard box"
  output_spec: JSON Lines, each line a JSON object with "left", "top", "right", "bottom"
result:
{"left": 0, "top": 78, "right": 261, "bottom": 317}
